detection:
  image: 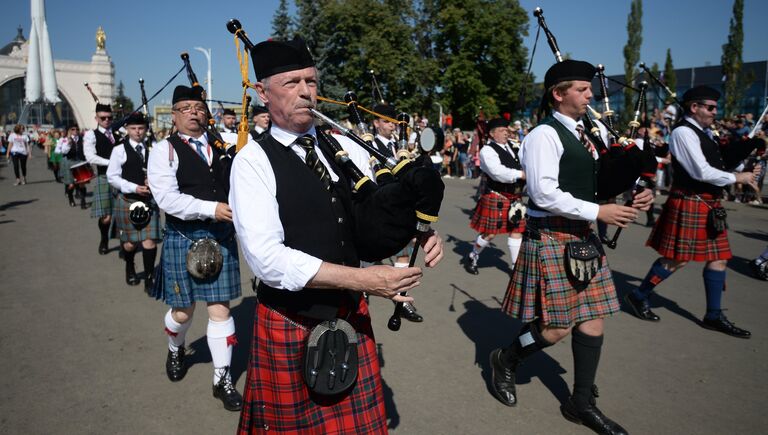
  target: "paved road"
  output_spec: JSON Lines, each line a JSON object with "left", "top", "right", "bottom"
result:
{"left": 1, "top": 152, "right": 766, "bottom": 434}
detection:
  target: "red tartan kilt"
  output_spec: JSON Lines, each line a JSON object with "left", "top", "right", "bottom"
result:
{"left": 646, "top": 192, "right": 731, "bottom": 261}
{"left": 238, "top": 297, "right": 387, "bottom": 434}
{"left": 470, "top": 192, "right": 526, "bottom": 235}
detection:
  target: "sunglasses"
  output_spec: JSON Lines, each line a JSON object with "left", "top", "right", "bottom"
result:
{"left": 99, "top": 116, "right": 114, "bottom": 121}
{"left": 695, "top": 102, "right": 717, "bottom": 112}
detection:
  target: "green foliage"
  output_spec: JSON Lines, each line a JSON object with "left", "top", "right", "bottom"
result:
{"left": 721, "top": 0, "right": 750, "bottom": 116}
{"left": 622, "top": 0, "right": 643, "bottom": 124}
{"left": 113, "top": 81, "right": 134, "bottom": 114}
{"left": 663, "top": 48, "right": 676, "bottom": 95}
{"left": 271, "top": 0, "right": 294, "bottom": 39}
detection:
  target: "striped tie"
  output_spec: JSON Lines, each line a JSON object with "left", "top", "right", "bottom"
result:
{"left": 296, "top": 135, "right": 331, "bottom": 191}
{"left": 575, "top": 124, "right": 593, "bottom": 153}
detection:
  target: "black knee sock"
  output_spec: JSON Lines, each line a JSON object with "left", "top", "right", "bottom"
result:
{"left": 502, "top": 321, "right": 554, "bottom": 366}
{"left": 143, "top": 247, "right": 157, "bottom": 278}
{"left": 78, "top": 186, "right": 87, "bottom": 206}
{"left": 124, "top": 248, "right": 136, "bottom": 265}
{"left": 571, "top": 329, "right": 604, "bottom": 410}
{"left": 66, "top": 187, "right": 74, "bottom": 203}
{"left": 98, "top": 219, "right": 110, "bottom": 243}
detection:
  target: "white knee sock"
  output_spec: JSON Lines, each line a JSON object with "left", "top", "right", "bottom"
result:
{"left": 207, "top": 317, "right": 236, "bottom": 384}
{"left": 164, "top": 309, "right": 192, "bottom": 352}
{"left": 472, "top": 235, "right": 490, "bottom": 256}
{"left": 508, "top": 237, "right": 523, "bottom": 268}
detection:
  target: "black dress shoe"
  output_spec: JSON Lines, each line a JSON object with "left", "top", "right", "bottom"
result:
{"left": 125, "top": 263, "right": 140, "bottom": 286}
{"left": 702, "top": 313, "right": 751, "bottom": 339}
{"left": 400, "top": 302, "right": 423, "bottom": 322}
{"left": 463, "top": 253, "right": 479, "bottom": 275}
{"left": 166, "top": 347, "right": 187, "bottom": 382}
{"left": 212, "top": 367, "right": 243, "bottom": 411}
{"left": 561, "top": 398, "right": 628, "bottom": 435}
{"left": 488, "top": 348, "right": 517, "bottom": 406}
{"left": 98, "top": 241, "right": 108, "bottom": 255}
{"left": 624, "top": 292, "right": 660, "bottom": 322}
{"left": 750, "top": 260, "right": 768, "bottom": 281}
{"left": 144, "top": 277, "right": 154, "bottom": 295}
{"left": 69, "top": 199, "right": 76, "bottom": 207}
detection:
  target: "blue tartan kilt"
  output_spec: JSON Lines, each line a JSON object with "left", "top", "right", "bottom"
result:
{"left": 113, "top": 194, "right": 162, "bottom": 243}
{"left": 156, "top": 220, "right": 241, "bottom": 307}
{"left": 90, "top": 174, "right": 115, "bottom": 218}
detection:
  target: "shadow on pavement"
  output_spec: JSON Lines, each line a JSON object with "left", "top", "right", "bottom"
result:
{"left": 446, "top": 233, "right": 512, "bottom": 276}
{"left": 186, "top": 295, "right": 256, "bottom": 385}
{"left": 377, "top": 343, "right": 400, "bottom": 430}
{"left": 732, "top": 229, "right": 768, "bottom": 242}
{"left": 728, "top": 255, "right": 759, "bottom": 279}
{"left": 612, "top": 269, "right": 702, "bottom": 326}
{"left": 454, "top": 287, "right": 570, "bottom": 406}
{"left": 0, "top": 198, "right": 38, "bottom": 211}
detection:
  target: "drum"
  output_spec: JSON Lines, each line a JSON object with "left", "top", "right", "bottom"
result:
{"left": 70, "top": 162, "right": 95, "bottom": 184}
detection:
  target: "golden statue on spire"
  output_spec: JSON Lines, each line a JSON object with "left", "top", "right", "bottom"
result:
{"left": 96, "top": 26, "right": 106, "bottom": 50}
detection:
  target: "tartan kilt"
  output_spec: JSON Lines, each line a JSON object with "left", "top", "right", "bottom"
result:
{"left": 646, "top": 191, "right": 732, "bottom": 262}
{"left": 90, "top": 174, "right": 115, "bottom": 218}
{"left": 470, "top": 192, "right": 526, "bottom": 235}
{"left": 58, "top": 157, "right": 83, "bottom": 185}
{"left": 159, "top": 220, "right": 241, "bottom": 307}
{"left": 238, "top": 297, "right": 387, "bottom": 434}
{"left": 501, "top": 216, "right": 619, "bottom": 328}
{"left": 113, "top": 194, "right": 162, "bottom": 243}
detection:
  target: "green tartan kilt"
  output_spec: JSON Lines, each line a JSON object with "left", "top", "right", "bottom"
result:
{"left": 113, "top": 194, "right": 162, "bottom": 243}
{"left": 58, "top": 157, "right": 84, "bottom": 185}
{"left": 90, "top": 174, "right": 114, "bottom": 218}
{"left": 501, "top": 216, "right": 619, "bottom": 328}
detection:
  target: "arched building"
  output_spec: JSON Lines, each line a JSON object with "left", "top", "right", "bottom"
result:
{"left": 0, "top": 26, "right": 115, "bottom": 129}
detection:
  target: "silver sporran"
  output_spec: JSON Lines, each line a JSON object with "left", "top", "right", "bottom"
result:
{"left": 129, "top": 200, "right": 152, "bottom": 229}
{"left": 186, "top": 238, "right": 224, "bottom": 280}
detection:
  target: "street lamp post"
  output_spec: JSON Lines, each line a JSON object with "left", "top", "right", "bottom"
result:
{"left": 433, "top": 102, "right": 443, "bottom": 129}
{"left": 193, "top": 47, "right": 212, "bottom": 109}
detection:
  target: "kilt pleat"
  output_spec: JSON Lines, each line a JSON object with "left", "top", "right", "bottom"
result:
{"left": 470, "top": 192, "right": 525, "bottom": 234}
{"left": 502, "top": 216, "right": 619, "bottom": 328}
{"left": 160, "top": 221, "right": 241, "bottom": 307}
{"left": 113, "top": 194, "right": 162, "bottom": 243}
{"left": 238, "top": 298, "right": 387, "bottom": 434}
{"left": 646, "top": 192, "right": 731, "bottom": 261}
{"left": 90, "top": 175, "right": 114, "bottom": 218}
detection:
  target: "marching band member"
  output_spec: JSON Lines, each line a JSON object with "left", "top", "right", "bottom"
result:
{"left": 220, "top": 108, "right": 238, "bottom": 134}
{"left": 147, "top": 85, "right": 244, "bottom": 412}
{"left": 107, "top": 112, "right": 160, "bottom": 291}
{"left": 490, "top": 60, "right": 652, "bottom": 435}
{"left": 463, "top": 117, "right": 526, "bottom": 275}
{"left": 57, "top": 123, "right": 87, "bottom": 209}
{"left": 249, "top": 105, "right": 270, "bottom": 141}
{"left": 230, "top": 36, "right": 443, "bottom": 433}
{"left": 84, "top": 102, "right": 117, "bottom": 254}
{"left": 627, "top": 86, "right": 759, "bottom": 338}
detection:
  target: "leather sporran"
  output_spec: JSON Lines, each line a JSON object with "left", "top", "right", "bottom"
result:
{"left": 303, "top": 318, "right": 358, "bottom": 396}
{"left": 707, "top": 206, "right": 728, "bottom": 233}
{"left": 186, "top": 238, "right": 223, "bottom": 280}
{"left": 564, "top": 235, "right": 602, "bottom": 290}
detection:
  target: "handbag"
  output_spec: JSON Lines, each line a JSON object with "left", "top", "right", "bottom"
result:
{"left": 303, "top": 318, "right": 359, "bottom": 396}
{"left": 564, "top": 234, "right": 603, "bottom": 290}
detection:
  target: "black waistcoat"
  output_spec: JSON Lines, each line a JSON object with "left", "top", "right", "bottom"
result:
{"left": 484, "top": 141, "right": 524, "bottom": 193}
{"left": 94, "top": 129, "right": 114, "bottom": 175}
{"left": 121, "top": 141, "right": 148, "bottom": 200}
{"left": 671, "top": 120, "right": 726, "bottom": 195}
{"left": 166, "top": 134, "right": 228, "bottom": 223}
{"left": 256, "top": 133, "right": 360, "bottom": 320}
{"left": 374, "top": 137, "right": 395, "bottom": 158}
{"left": 65, "top": 135, "right": 85, "bottom": 161}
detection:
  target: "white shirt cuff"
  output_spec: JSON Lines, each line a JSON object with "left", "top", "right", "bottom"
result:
{"left": 201, "top": 200, "right": 219, "bottom": 220}
{"left": 283, "top": 255, "right": 323, "bottom": 291}
{"left": 583, "top": 201, "right": 600, "bottom": 222}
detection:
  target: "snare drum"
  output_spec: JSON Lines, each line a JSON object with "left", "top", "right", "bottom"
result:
{"left": 70, "top": 162, "right": 95, "bottom": 184}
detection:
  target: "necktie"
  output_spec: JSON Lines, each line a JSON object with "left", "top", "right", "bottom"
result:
{"left": 105, "top": 129, "right": 115, "bottom": 144}
{"left": 135, "top": 144, "right": 144, "bottom": 162}
{"left": 189, "top": 138, "right": 208, "bottom": 163}
{"left": 296, "top": 135, "right": 331, "bottom": 191}
{"left": 575, "top": 124, "right": 593, "bottom": 153}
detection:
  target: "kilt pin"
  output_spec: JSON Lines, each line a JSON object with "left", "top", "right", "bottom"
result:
{"left": 470, "top": 191, "right": 526, "bottom": 235}
{"left": 646, "top": 191, "right": 731, "bottom": 262}
{"left": 502, "top": 216, "right": 619, "bottom": 328}
{"left": 237, "top": 297, "right": 387, "bottom": 434}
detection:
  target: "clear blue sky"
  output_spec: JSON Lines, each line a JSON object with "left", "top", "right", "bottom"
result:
{"left": 3, "top": 0, "right": 766, "bottom": 112}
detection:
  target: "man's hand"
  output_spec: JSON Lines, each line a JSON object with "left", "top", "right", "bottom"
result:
{"left": 735, "top": 170, "right": 759, "bottom": 192}
{"left": 135, "top": 185, "right": 151, "bottom": 197}
{"left": 214, "top": 202, "right": 233, "bottom": 222}
{"left": 631, "top": 188, "right": 654, "bottom": 211}
{"left": 597, "top": 203, "right": 639, "bottom": 228}
{"left": 419, "top": 230, "right": 444, "bottom": 268}
{"left": 362, "top": 265, "right": 422, "bottom": 303}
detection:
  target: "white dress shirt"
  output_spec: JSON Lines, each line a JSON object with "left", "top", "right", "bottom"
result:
{"left": 669, "top": 116, "right": 736, "bottom": 187}
{"left": 107, "top": 139, "right": 147, "bottom": 194}
{"left": 520, "top": 111, "right": 606, "bottom": 221}
{"left": 148, "top": 133, "right": 246, "bottom": 221}
{"left": 230, "top": 124, "right": 373, "bottom": 291}
{"left": 83, "top": 126, "right": 114, "bottom": 167}
{"left": 375, "top": 134, "right": 396, "bottom": 156}
{"left": 479, "top": 141, "right": 524, "bottom": 184}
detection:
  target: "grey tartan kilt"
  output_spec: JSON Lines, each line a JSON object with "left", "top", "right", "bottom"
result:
{"left": 58, "top": 157, "right": 83, "bottom": 185}
{"left": 157, "top": 220, "right": 241, "bottom": 308}
{"left": 90, "top": 174, "right": 114, "bottom": 218}
{"left": 113, "top": 194, "right": 162, "bottom": 243}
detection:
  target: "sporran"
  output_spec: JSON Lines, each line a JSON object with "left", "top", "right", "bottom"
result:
{"left": 303, "top": 318, "right": 359, "bottom": 396}
{"left": 186, "top": 238, "right": 224, "bottom": 280}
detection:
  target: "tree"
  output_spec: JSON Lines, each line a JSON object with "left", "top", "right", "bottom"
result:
{"left": 271, "top": 0, "right": 293, "bottom": 39}
{"left": 622, "top": 0, "right": 643, "bottom": 124}
{"left": 663, "top": 48, "right": 676, "bottom": 96}
{"left": 721, "top": 0, "right": 747, "bottom": 116}
{"left": 113, "top": 81, "right": 134, "bottom": 115}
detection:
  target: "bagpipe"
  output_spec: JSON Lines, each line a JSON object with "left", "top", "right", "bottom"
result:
{"left": 533, "top": 7, "right": 658, "bottom": 248}
{"left": 226, "top": 19, "right": 445, "bottom": 331}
